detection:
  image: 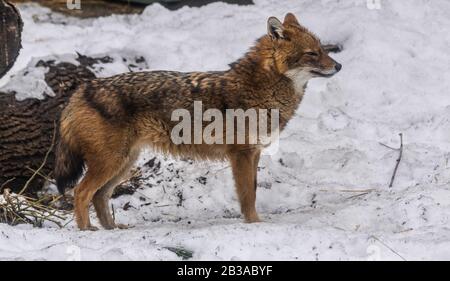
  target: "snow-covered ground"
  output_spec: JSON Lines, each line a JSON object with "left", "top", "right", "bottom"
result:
{"left": 1, "top": 0, "right": 450, "bottom": 260}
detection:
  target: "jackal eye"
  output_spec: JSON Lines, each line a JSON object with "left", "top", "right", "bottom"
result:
{"left": 305, "top": 52, "right": 319, "bottom": 57}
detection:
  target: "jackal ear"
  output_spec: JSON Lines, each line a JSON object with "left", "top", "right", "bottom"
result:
{"left": 283, "top": 13, "right": 300, "bottom": 26}
{"left": 267, "top": 17, "right": 285, "bottom": 40}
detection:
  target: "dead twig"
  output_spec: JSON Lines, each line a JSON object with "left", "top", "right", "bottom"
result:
{"left": 0, "top": 178, "right": 15, "bottom": 190}
{"left": 112, "top": 203, "right": 115, "bottom": 222}
{"left": 0, "top": 189, "right": 68, "bottom": 228}
{"left": 388, "top": 133, "right": 403, "bottom": 188}
{"left": 378, "top": 142, "right": 397, "bottom": 151}
{"left": 115, "top": 169, "right": 141, "bottom": 188}
{"left": 346, "top": 192, "right": 371, "bottom": 200}
{"left": 370, "top": 235, "right": 407, "bottom": 261}
{"left": 338, "top": 189, "right": 375, "bottom": 193}
{"left": 155, "top": 204, "right": 177, "bottom": 208}
{"left": 19, "top": 122, "right": 57, "bottom": 195}
{"left": 25, "top": 166, "right": 55, "bottom": 184}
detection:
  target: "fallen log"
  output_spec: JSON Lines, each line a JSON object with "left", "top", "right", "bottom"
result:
{"left": 0, "top": 0, "right": 23, "bottom": 79}
{"left": 0, "top": 60, "right": 95, "bottom": 195}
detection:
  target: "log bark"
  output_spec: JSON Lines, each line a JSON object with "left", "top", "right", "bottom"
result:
{"left": 0, "top": 0, "right": 23, "bottom": 79}
{"left": 0, "top": 60, "right": 95, "bottom": 195}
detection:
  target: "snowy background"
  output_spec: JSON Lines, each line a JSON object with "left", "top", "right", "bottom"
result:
{"left": 1, "top": 0, "right": 450, "bottom": 260}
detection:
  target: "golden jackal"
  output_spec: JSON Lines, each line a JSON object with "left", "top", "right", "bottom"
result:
{"left": 54, "top": 13, "right": 341, "bottom": 230}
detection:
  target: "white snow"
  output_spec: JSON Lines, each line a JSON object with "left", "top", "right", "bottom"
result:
{"left": 1, "top": 0, "right": 450, "bottom": 260}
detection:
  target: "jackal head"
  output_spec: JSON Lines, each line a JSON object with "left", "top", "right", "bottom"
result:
{"left": 267, "top": 13, "right": 342, "bottom": 83}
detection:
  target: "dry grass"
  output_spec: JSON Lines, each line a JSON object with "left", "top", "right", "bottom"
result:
{"left": 0, "top": 189, "right": 70, "bottom": 227}
{"left": 0, "top": 125, "right": 70, "bottom": 228}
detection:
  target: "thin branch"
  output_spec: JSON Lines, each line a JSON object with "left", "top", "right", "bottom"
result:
{"left": 62, "top": 218, "right": 74, "bottom": 228}
{"left": 25, "top": 167, "right": 55, "bottom": 184}
{"left": 338, "top": 189, "right": 375, "bottom": 193}
{"left": 155, "top": 204, "right": 177, "bottom": 208}
{"left": 389, "top": 133, "right": 403, "bottom": 188}
{"left": 346, "top": 192, "right": 371, "bottom": 200}
{"left": 111, "top": 203, "right": 115, "bottom": 222}
{"left": 116, "top": 169, "right": 141, "bottom": 188}
{"left": 0, "top": 178, "right": 15, "bottom": 190}
{"left": 370, "top": 235, "right": 407, "bottom": 261}
{"left": 19, "top": 121, "right": 57, "bottom": 195}
{"left": 379, "top": 142, "right": 397, "bottom": 151}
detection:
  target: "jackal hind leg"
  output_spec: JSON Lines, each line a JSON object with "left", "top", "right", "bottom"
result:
{"left": 73, "top": 167, "right": 120, "bottom": 231}
{"left": 92, "top": 152, "right": 139, "bottom": 230}
{"left": 229, "top": 149, "right": 262, "bottom": 223}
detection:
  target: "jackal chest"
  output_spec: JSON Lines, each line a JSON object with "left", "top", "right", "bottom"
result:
{"left": 266, "top": 85, "right": 304, "bottom": 130}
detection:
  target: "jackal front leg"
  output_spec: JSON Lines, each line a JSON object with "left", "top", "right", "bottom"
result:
{"left": 229, "top": 149, "right": 261, "bottom": 223}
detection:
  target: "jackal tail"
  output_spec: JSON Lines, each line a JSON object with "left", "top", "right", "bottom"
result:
{"left": 54, "top": 136, "right": 84, "bottom": 194}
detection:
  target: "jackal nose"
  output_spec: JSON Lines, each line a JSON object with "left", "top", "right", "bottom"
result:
{"left": 335, "top": 63, "right": 342, "bottom": 72}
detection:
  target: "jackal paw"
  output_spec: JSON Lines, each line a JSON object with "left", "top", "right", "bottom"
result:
{"left": 80, "top": 225, "right": 99, "bottom": 231}
{"left": 102, "top": 223, "right": 132, "bottom": 230}
{"left": 244, "top": 214, "right": 262, "bottom": 223}
{"left": 116, "top": 223, "right": 132, "bottom": 230}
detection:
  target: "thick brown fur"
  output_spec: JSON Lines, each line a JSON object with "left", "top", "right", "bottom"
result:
{"left": 54, "top": 13, "right": 341, "bottom": 230}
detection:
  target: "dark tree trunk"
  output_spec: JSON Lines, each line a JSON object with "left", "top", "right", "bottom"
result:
{"left": 0, "top": 0, "right": 23, "bottom": 79}
{"left": 0, "top": 61, "right": 95, "bottom": 195}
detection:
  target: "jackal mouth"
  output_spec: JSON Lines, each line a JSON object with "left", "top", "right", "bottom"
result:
{"left": 310, "top": 70, "right": 336, "bottom": 78}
